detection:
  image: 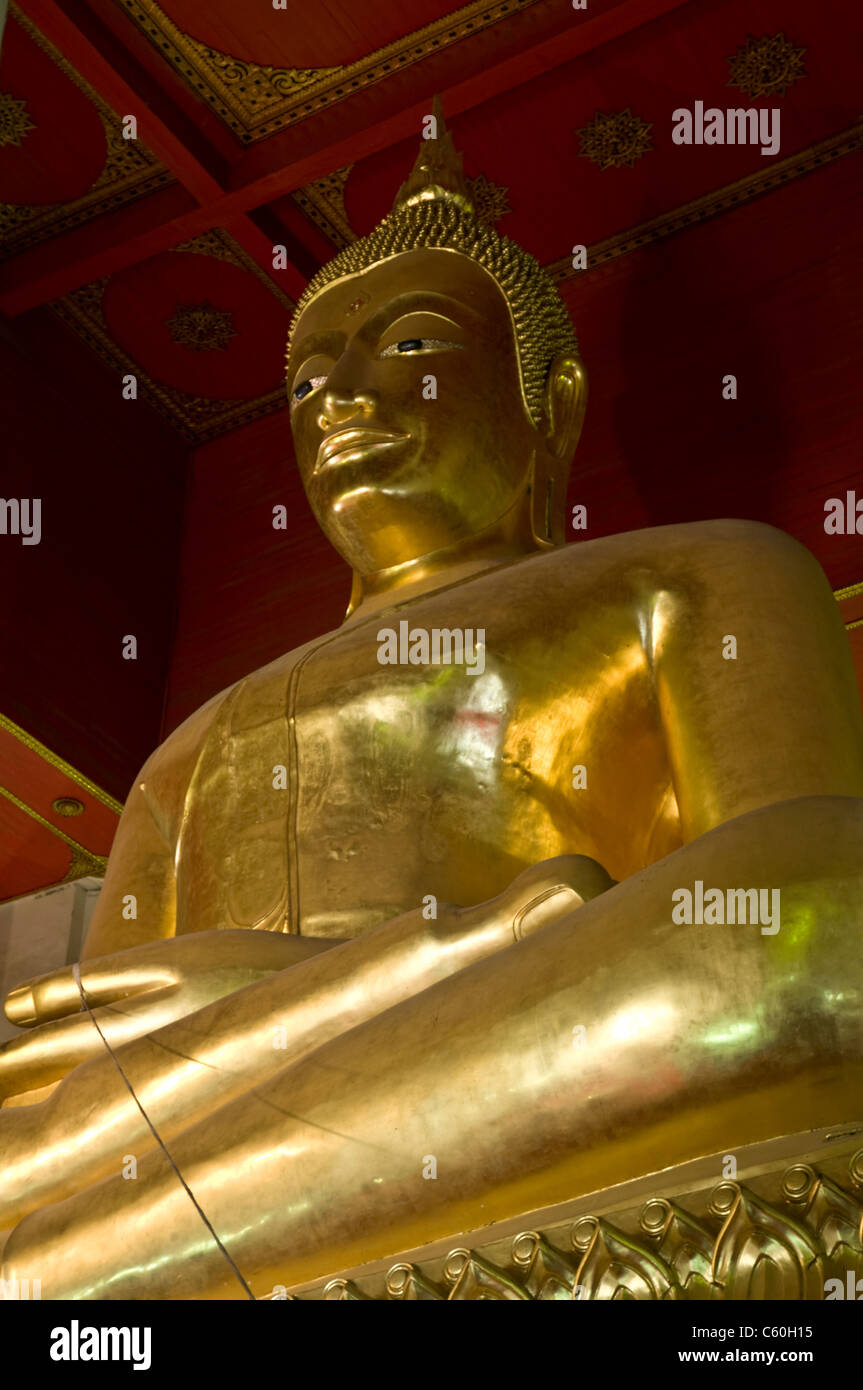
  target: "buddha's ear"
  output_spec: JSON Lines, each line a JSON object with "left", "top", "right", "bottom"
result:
{"left": 541, "top": 353, "right": 587, "bottom": 460}
{"left": 530, "top": 354, "right": 587, "bottom": 546}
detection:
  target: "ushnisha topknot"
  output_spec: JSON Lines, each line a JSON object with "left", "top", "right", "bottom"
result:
{"left": 286, "top": 97, "right": 580, "bottom": 429}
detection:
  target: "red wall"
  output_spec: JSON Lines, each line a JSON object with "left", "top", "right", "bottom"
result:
{"left": 163, "top": 409, "right": 349, "bottom": 732}
{"left": 0, "top": 305, "right": 187, "bottom": 798}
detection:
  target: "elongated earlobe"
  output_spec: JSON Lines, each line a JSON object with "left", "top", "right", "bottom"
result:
{"left": 530, "top": 354, "right": 587, "bottom": 545}
{"left": 545, "top": 354, "right": 587, "bottom": 461}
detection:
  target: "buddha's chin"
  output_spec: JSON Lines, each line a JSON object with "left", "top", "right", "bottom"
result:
{"left": 315, "top": 487, "right": 472, "bottom": 573}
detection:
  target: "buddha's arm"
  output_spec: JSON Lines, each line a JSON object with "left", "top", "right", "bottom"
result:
{"left": 80, "top": 689, "right": 226, "bottom": 959}
{"left": 651, "top": 521, "right": 863, "bottom": 831}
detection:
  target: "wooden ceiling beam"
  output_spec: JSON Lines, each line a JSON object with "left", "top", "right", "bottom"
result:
{"left": 4, "top": 0, "right": 696, "bottom": 315}
{"left": 19, "top": 0, "right": 223, "bottom": 201}
{"left": 5, "top": 0, "right": 312, "bottom": 309}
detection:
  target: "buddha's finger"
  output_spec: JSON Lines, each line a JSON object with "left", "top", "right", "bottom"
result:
{"left": 0, "top": 987, "right": 183, "bottom": 1099}
{"left": 3, "top": 958, "right": 175, "bottom": 1028}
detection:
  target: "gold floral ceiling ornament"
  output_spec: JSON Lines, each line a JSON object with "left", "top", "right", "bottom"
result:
{"left": 466, "top": 173, "right": 511, "bottom": 225}
{"left": 0, "top": 91, "right": 36, "bottom": 147}
{"left": 727, "top": 33, "right": 807, "bottom": 99}
{"left": 167, "top": 301, "right": 237, "bottom": 352}
{"left": 53, "top": 230, "right": 292, "bottom": 442}
{"left": 577, "top": 107, "right": 654, "bottom": 170}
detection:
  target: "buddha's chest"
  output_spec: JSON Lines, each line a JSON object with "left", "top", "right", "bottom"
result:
{"left": 287, "top": 570, "right": 672, "bottom": 934}
{"left": 179, "top": 557, "right": 678, "bottom": 938}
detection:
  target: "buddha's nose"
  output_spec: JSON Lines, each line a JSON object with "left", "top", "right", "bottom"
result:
{"left": 318, "top": 388, "right": 378, "bottom": 430}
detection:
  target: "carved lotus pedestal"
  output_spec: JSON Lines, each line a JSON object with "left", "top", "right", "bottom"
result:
{"left": 280, "top": 1128, "right": 863, "bottom": 1301}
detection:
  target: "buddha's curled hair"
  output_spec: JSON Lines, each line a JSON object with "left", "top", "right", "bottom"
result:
{"left": 286, "top": 196, "right": 580, "bottom": 428}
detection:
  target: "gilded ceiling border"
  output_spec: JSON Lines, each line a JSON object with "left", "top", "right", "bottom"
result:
{"left": 0, "top": 6, "right": 173, "bottom": 260}
{"left": 837, "top": 580, "right": 863, "bottom": 632}
{"left": 293, "top": 166, "right": 355, "bottom": 249}
{"left": 117, "top": 0, "right": 539, "bottom": 144}
{"left": 548, "top": 121, "right": 863, "bottom": 284}
{"left": 0, "top": 713, "right": 123, "bottom": 814}
{"left": 51, "top": 228, "right": 291, "bottom": 443}
{"left": 835, "top": 580, "right": 863, "bottom": 604}
{"left": 0, "top": 711, "right": 117, "bottom": 898}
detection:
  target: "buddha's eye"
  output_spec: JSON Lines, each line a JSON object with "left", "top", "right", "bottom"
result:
{"left": 290, "top": 374, "right": 327, "bottom": 406}
{"left": 378, "top": 338, "right": 464, "bottom": 358}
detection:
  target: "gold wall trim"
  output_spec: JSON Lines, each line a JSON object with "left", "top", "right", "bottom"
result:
{"left": 836, "top": 579, "right": 863, "bottom": 632}
{"left": 119, "top": 0, "right": 540, "bottom": 145}
{"left": 0, "top": 712, "right": 123, "bottom": 813}
{"left": 835, "top": 580, "right": 863, "bottom": 603}
{"left": 548, "top": 121, "right": 863, "bottom": 284}
{"left": 0, "top": 6, "right": 173, "bottom": 260}
{"left": 51, "top": 229, "right": 291, "bottom": 442}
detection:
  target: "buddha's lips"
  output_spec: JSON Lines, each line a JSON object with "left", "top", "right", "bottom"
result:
{"left": 315, "top": 428, "right": 409, "bottom": 471}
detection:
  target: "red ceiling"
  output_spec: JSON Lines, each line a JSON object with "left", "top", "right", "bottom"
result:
{"left": 1, "top": 0, "right": 861, "bottom": 902}
{"left": 103, "top": 249, "right": 290, "bottom": 396}
{"left": 158, "top": 0, "right": 475, "bottom": 67}
{"left": 0, "top": 18, "right": 106, "bottom": 202}
{"left": 345, "top": 1, "right": 862, "bottom": 260}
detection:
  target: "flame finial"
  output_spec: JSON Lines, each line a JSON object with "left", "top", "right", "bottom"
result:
{"left": 393, "top": 95, "right": 474, "bottom": 214}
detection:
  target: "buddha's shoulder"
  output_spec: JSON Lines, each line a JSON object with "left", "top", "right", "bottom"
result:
{"left": 136, "top": 640, "right": 318, "bottom": 794}
{"left": 538, "top": 518, "right": 825, "bottom": 601}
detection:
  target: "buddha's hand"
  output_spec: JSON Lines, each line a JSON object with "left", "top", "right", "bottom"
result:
{"left": 495, "top": 854, "right": 616, "bottom": 941}
{"left": 0, "top": 929, "right": 337, "bottom": 1100}
{"left": 422, "top": 853, "right": 616, "bottom": 971}
{"left": 0, "top": 856, "right": 612, "bottom": 1102}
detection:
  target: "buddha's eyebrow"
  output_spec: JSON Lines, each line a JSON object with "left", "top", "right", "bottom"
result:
{"left": 289, "top": 329, "right": 345, "bottom": 371}
{"left": 359, "top": 291, "right": 476, "bottom": 341}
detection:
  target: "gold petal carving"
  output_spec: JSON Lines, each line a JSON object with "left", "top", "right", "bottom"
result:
{"left": 167, "top": 300, "right": 237, "bottom": 352}
{"left": 282, "top": 1137, "right": 863, "bottom": 1300}
{"left": 0, "top": 91, "right": 36, "bottom": 147}
{"left": 577, "top": 107, "right": 654, "bottom": 171}
{"left": 727, "top": 32, "right": 807, "bottom": 100}
{"left": 467, "top": 173, "right": 511, "bottom": 225}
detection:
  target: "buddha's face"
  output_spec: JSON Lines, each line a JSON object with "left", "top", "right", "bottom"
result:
{"left": 287, "top": 249, "right": 543, "bottom": 574}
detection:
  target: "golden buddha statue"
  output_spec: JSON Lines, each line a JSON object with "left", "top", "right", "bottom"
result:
{"left": 2, "top": 108, "right": 863, "bottom": 1302}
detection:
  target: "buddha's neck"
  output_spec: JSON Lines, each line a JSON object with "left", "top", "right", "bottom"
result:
{"left": 344, "top": 501, "right": 551, "bottom": 623}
